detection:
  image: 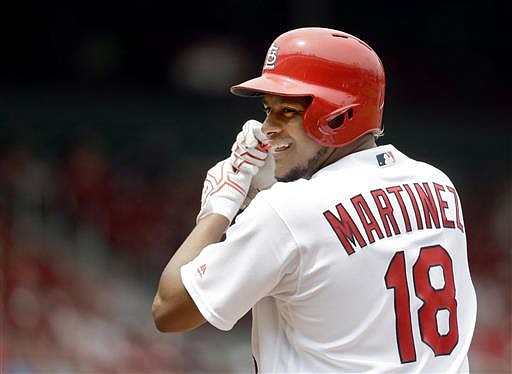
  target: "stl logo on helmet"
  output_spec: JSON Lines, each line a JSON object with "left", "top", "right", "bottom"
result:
{"left": 264, "top": 43, "right": 279, "bottom": 70}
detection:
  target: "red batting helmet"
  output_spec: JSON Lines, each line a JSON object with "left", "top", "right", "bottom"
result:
{"left": 230, "top": 27, "right": 385, "bottom": 147}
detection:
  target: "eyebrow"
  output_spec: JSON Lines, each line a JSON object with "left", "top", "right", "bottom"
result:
{"left": 261, "top": 97, "right": 307, "bottom": 108}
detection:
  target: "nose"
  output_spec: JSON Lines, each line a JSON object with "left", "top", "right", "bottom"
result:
{"left": 262, "top": 116, "right": 282, "bottom": 139}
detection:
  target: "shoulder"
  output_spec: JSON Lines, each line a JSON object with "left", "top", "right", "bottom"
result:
{"left": 375, "top": 144, "right": 457, "bottom": 185}
{"left": 233, "top": 180, "right": 313, "bottom": 230}
{"left": 257, "top": 179, "right": 312, "bottom": 210}
{"left": 228, "top": 185, "right": 302, "bottom": 266}
{"left": 406, "top": 156, "right": 456, "bottom": 186}
{"left": 246, "top": 178, "right": 331, "bottom": 234}
{"left": 234, "top": 185, "right": 299, "bottom": 233}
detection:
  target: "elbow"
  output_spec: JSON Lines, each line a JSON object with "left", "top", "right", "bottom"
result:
{"left": 152, "top": 294, "right": 173, "bottom": 332}
{"left": 152, "top": 293, "right": 190, "bottom": 333}
{"left": 152, "top": 283, "right": 205, "bottom": 332}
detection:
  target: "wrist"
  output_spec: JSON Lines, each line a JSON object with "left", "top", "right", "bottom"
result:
{"left": 195, "top": 213, "right": 230, "bottom": 237}
{"left": 197, "top": 195, "right": 243, "bottom": 224}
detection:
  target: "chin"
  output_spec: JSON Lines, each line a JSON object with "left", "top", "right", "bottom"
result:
{"left": 275, "top": 165, "right": 309, "bottom": 182}
{"left": 275, "top": 148, "right": 329, "bottom": 183}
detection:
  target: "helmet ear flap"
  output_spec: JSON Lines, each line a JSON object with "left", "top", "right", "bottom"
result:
{"left": 326, "top": 107, "right": 355, "bottom": 130}
{"left": 303, "top": 100, "right": 360, "bottom": 147}
{"left": 318, "top": 104, "right": 360, "bottom": 140}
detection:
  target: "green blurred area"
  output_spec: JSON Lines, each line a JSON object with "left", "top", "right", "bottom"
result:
{"left": 1, "top": 91, "right": 508, "bottom": 188}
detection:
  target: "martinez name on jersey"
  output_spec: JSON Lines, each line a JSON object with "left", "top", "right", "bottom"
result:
{"left": 323, "top": 181, "right": 464, "bottom": 256}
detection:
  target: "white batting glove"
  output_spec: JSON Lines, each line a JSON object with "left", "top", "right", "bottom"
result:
{"left": 231, "top": 120, "right": 277, "bottom": 210}
{"left": 197, "top": 157, "right": 257, "bottom": 224}
{"left": 241, "top": 154, "right": 276, "bottom": 210}
{"left": 231, "top": 120, "right": 267, "bottom": 173}
{"left": 197, "top": 120, "right": 277, "bottom": 223}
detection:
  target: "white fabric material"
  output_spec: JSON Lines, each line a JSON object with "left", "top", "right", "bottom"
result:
{"left": 231, "top": 120, "right": 267, "bottom": 172}
{"left": 182, "top": 144, "right": 477, "bottom": 373}
{"left": 196, "top": 157, "right": 254, "bottom": 223}
{"left": 197, "top": 120, "right": 272, "bottom": 223}
{"left": 231, "top": 120, "right": 277, "bottom": 210}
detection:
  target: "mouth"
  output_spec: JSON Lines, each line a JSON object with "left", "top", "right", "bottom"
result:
{"left": 270, "top": 142, "right": 292, "bottom": 154}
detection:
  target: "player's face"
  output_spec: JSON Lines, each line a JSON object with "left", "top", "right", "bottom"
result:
{"left": 261, "top": 94, "right": 329, "bottom": 182}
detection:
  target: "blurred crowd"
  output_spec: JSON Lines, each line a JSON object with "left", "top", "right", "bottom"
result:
{"left": 1, "top": 140, "right": 251, "bottom": 373}
{"left": 1, "top": 138, "right": 510, "bottom": 372}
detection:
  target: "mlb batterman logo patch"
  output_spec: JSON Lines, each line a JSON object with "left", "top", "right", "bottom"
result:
{"left": 376, "top": 151, "right": 395, "bottom": 167}
{"left": 264, "top": 43, "right": 279, "bottom": 70}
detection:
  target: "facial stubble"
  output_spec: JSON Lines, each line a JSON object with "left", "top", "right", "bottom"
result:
{"left": 275, "top": 147, "right": 330, "bottom": 182}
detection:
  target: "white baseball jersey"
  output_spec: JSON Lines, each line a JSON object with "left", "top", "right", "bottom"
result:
{"left": 181, "top": 144, "right": 477, "bottom": 373}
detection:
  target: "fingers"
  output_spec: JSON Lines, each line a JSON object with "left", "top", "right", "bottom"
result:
{"left": 238, "top": 163, "right": 259, "bottom": 177}
{"left": 198, "top": 119, "right": 268, "bottom": 224}
{"left": 241, "top": 121, "right": 259, "bottom": 148}
{"left": 234, "top": 120, "right": 267, "bottom": 153}
{"left": 231, "top": 145, "right": 266, "bottom": 172}
{"left": 241, "top": 120, "right": 264, "bottom": 147}
{"left": 231, "top": 120, "right": 269, "bottom": 173}
{"left": 250, "top": 122, "right": 267, "bottom": 143}
{"left": 230, "top": 119, "right": 271, "bottom": 175}
{"left": 230, "top": 154, "right": 260, "bottom": 176}
{"left": 231, "top": 142, "right": 267, "bottom": 164}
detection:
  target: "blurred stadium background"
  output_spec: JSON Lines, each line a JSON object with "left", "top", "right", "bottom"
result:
{"left": 0, "top": 1, "right": 510, "bottom": 372}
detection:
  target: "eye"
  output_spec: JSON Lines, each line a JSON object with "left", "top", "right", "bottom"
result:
{"left": 282, "top": 107, "right": 303, "bottom": 116}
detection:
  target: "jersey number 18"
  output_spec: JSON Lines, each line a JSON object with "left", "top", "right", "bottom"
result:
{"left": 385, "top": 245, "right": 459, "bottom": 363}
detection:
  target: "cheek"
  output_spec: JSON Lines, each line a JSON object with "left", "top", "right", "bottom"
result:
{"left": 273, "top": 120, "right": 321, "bottom": 174}
{"left": 274, "top": 138, "right": 320, "bottom": 174}
{"left": 296, "top": 135, "right": 324, "bottom": 160}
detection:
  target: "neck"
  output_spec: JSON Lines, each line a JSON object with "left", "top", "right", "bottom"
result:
{"left": 319, "top": 134, "right": 377, "bottom": 170}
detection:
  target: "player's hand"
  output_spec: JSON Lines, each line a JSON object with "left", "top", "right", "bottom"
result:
{"left": 230, "top": 120, "right": 277, "bottom": 210}
{"left": 197, "top": 156, "right": 257, "bottom": 224}
{"left": 197, "top": 120, "right": 276, "bottom": 223}
{"left": 231, "top": 120, "right": 268, "bottom": 173}
{"left": 197, "top": 120, "right": 263, "bottom": 223}
{"left": 241, "top": 153, "right": 276, "bottom": 210}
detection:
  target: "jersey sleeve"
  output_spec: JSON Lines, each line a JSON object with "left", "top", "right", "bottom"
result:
{"left": 180, "top": 195, "right": 299, "bottom": 331}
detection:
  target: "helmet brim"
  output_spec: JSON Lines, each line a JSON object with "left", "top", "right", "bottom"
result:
{"left": 230, "top": 74, "right": 357, "bottom": 108}
{"left": 230, "top": 73, "right": 316, "bottom": 98}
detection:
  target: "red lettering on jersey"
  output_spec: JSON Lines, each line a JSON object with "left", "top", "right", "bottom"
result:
{"left": 403, "top": 184, "right": 423, "bottom": 230}
{"left": 414, "top": 183, "right": 441, "bottom": 229}
{"left": 386, "top": 186, "right": 412, "bottom": 232}
{"left": 433, "top": 183, "right": 455, "bottom": 229}
{"left": 351, "top": 194, "right": 384, "bottom": 244}
{"left": 323, "top": 203, "right": 367, "bottom": 255}
{"left": 371, "top": 189, "right": 400, "bottom": 237}
{"left": 446, "top": 185, "right": 464, "bottom": 233}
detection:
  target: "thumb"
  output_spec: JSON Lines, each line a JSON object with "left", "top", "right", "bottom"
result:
{"left": 242, "top": 119, "right": 264, "bottom": 148}
{"left": 253, "top": 123, "right": 266, "bottom": 144}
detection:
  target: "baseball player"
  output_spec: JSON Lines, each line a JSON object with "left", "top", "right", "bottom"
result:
{"left": 153, "top": 28, "right": 477, "bottom": 372}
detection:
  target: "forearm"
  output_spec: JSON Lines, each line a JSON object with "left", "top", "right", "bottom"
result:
{"left": 152, "top": 214, "right": 229, "bottom": 332}
{"left": 167, "top": 213, "right": 229, "bottom": 270}
{"left": 153, "top": 120, "right": 269, "bottom": 332}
